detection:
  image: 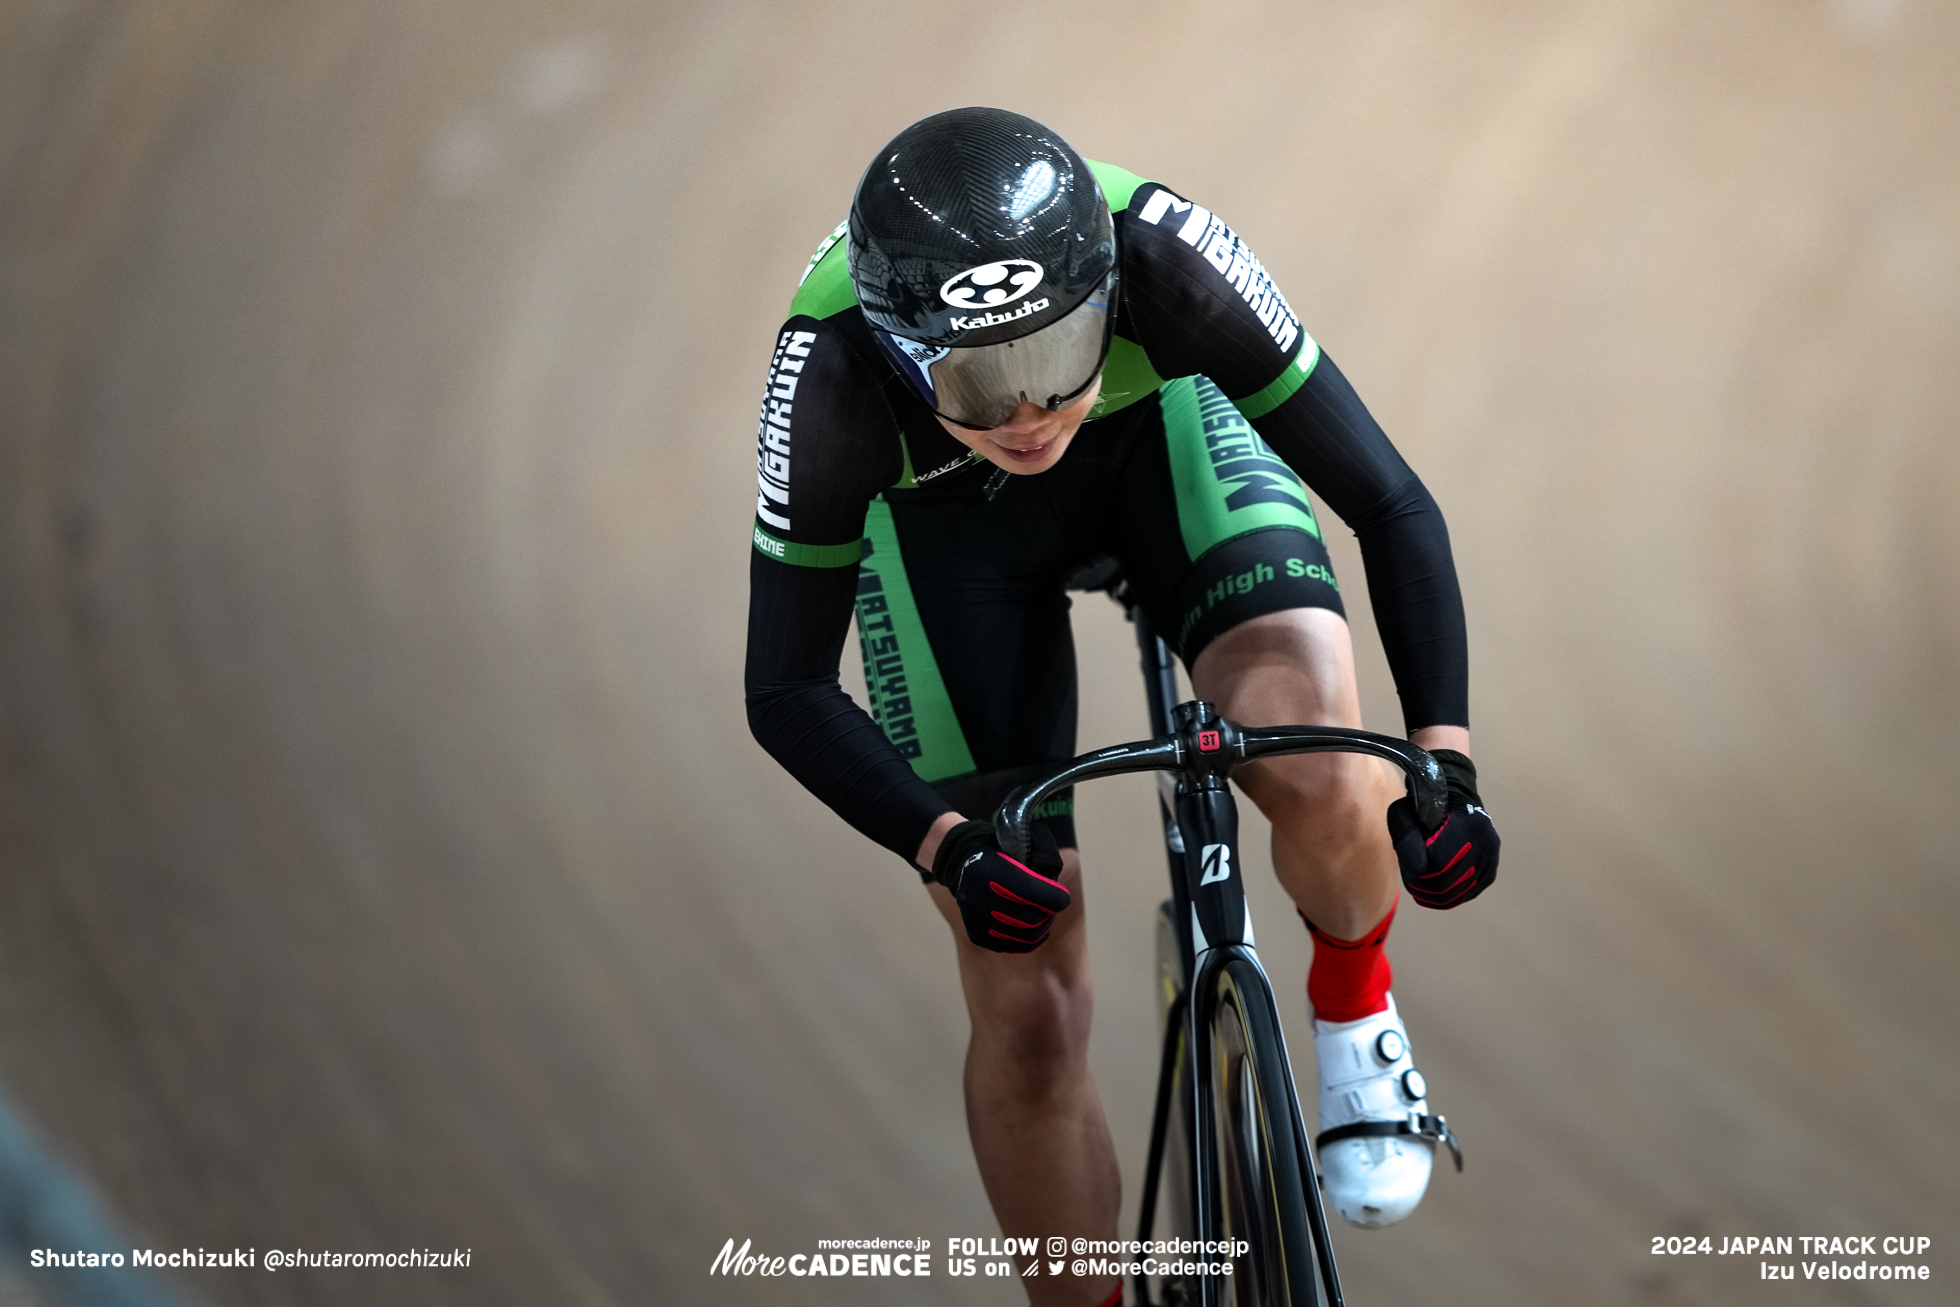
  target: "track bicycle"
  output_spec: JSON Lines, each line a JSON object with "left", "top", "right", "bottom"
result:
{"left": 994, "top": 580, "right": 1450, "bottom": 1306}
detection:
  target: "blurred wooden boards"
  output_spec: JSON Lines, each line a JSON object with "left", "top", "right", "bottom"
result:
{"left": 0, "top": 1, "right": 1954, "bottom": 1303}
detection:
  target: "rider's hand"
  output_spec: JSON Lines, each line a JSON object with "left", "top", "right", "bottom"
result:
{"left": 930, "top": 820, "right": 1070, "bottom": 953}
{"left": 1388, "top": 749, "right": 1499, "bottom": 909}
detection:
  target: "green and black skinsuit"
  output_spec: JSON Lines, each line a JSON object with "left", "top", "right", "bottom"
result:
{"left": 745, "top": 163, "right": 1467, "bottom": 863}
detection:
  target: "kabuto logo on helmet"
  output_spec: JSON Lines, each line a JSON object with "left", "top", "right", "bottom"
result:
{"left": 939, "top": 260, "right": 1044, "bottom": 310}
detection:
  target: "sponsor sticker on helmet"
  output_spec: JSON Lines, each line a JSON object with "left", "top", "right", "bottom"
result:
{"left": 940, "top": 260, "right": 1044, "bottom": 309}
{"left": 886, "top": 336, "right": 949, "bottom": 366}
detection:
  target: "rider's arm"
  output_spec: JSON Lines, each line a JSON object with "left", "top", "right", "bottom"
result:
{"left": 743, "top": 322, "right": 957, "bottom": 863}
{"left": 1112, "top": 181, "right": 1469, "bottom": 734}
{"left": 1250, "top": 352, "right": 1469, "bottom": 733}
{"left": 914, "top": 811, "right": 967, "bottom": 871}
{"left": 1410, "top": 724, "right": 1470, "bottom": 754}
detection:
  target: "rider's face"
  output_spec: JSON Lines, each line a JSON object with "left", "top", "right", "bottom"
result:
{"left": 935, "top": 378, "right": 1101, "bottom": 476}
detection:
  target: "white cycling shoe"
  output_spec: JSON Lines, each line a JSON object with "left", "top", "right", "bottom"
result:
{"left": 1313, "top": 993, "right": 1461, "bottom": 1228}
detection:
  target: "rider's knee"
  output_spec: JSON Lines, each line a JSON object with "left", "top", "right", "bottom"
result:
{"left": 1246, "top": 752, "right": 1393, "bottom": 858}
{"left": 968, "top": 961, "right": 1093, "bottom": 1092}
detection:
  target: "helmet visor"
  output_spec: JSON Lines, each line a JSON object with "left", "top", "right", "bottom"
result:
{"left": 876, "top": 278, "right": 1113, "bottom": 430}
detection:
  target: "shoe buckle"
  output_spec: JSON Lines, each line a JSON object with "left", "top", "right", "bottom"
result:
{"left": 1414, "top": 1112, "right": 1463, "bottom": 1172}
{"left": 1316, "top": 1112, "right": 1464, "bottom": 1173}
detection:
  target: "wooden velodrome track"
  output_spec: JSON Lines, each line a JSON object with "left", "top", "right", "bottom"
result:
{"left": 1, "top": 2, "right": 1955, "bottom": 1304}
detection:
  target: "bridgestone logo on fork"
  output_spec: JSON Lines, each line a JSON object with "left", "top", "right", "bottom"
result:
{"left": 1200, "top": 843, "right": 1232, "bottom": 885}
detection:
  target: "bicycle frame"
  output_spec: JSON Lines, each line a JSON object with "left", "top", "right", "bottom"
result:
{"left": 995, "top": 609, "right": 1446, "bottom": 1307}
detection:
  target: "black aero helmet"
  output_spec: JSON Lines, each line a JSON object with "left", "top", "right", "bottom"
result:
{"left": 849, "top": 108, "right": 1118, "bottom": 428}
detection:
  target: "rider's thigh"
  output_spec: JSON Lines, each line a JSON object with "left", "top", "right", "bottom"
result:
{"left": 1191, "top": 606, "right": 1363, "bottom": 727}
{"left": 1189, "top": 607, "right": 1400, "bottom": 831}
{"left": 929, "top": 850, "right": 1093, "bottom": 1068}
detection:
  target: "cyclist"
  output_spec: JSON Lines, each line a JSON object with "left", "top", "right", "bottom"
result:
{"left": 745, "top": 108, "right": 1500, "bottom": 1304}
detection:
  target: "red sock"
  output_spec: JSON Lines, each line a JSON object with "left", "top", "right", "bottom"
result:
{"left": 1303, "top": 900, "right": 1396, "bottom": 1022}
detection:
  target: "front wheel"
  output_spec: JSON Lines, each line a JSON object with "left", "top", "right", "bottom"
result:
{"left": 1151, "top": 901, "right": 1199, "bottom": 1306}
{"left": 1204, "top": 956, "right": 1323, "bottom": 1306}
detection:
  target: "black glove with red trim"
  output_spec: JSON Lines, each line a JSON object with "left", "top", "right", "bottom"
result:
{"left": 1388, "top": 749, "right": 1500, "bottom": 909}
{"left": 930, "top": 820, "right": 1070, "bottom": 953}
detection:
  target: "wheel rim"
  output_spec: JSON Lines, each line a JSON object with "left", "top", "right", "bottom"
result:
{"left": 1212, "top": 992, "right": 1288, "bottom": 1305}
{"left": 1154, "top": 906, "right": 1199, "bottom": 1305}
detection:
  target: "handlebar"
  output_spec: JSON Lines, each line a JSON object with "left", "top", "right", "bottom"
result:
{"left": 993, "top": 701, "right": 1448, "bottom": 860}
